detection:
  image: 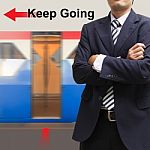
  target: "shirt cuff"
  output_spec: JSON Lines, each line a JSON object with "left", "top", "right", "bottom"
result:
{"left": 92, "top": 54, "right": 106, "bottom": 72}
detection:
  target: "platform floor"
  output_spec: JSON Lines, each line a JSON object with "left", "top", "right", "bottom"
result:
{"left": 0, "top": 123, "right": 79, "bottom": 150}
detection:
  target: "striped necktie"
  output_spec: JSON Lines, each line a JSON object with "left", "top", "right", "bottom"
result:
{"left": 102, "top": 19, "right": 121, "bottom": 110}
{"left": 111, "top": 19, "right": 121, "bottom": 44}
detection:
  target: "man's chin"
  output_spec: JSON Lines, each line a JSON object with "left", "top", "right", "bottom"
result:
{"left": 112, "top": 4, "right": 129, "bottom": 12}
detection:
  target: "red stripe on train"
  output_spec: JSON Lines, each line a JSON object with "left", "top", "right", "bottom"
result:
{"left": 62, "top": 31, "right": 80, "bottom": 39}
{"left": 0, "top": 32, "right": 31, "bottom": 40}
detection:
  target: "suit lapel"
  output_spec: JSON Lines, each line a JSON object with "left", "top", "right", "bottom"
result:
{"left": 114, "top": 10, "right": 140, "bottom": 55}
{"left": 94, "top": 15, "right": 114, "bottom": 56}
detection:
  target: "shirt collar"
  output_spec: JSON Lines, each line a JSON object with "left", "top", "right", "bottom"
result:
{"left": 110, "top": 10, "right": 131, "bottom": 26}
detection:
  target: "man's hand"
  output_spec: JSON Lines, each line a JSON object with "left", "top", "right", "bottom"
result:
{"left": 127, "top": 43, "right": 145, "bottom": 60}
{"left": 88, "top": 55, "right": 98, "bottom": 65}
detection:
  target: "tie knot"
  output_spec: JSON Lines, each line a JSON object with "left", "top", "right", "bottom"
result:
{"left": 111, "top": 20, "right": 121, "bottom": 29}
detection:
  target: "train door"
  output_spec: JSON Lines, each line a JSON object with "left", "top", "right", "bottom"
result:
{"left": 32, "top": 32, "right": 61, "bottom": 118}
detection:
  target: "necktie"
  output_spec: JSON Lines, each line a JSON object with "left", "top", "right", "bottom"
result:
{"left": 111, "top": 19, "right": 121, "bottom": 44}
{"left": 102, "top": 19, "right": 121, "bottom": 110}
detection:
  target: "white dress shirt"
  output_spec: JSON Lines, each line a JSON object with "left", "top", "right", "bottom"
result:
{"left": 92, "top": 11, "right": 131, "bottom": 72}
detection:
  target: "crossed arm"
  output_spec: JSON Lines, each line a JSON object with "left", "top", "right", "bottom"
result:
{"left": 72, "top": 23, "right": 150, "bottom": 85}
{"left": 88, "top": 43, "right": 145, "bottom": 65}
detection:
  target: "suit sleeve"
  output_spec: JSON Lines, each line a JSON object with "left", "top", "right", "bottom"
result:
{"left": 72, "top": 24, "right": 112, "bottom": 86}
{"left": 100, "top": 20, "right": 150, "bottom": 84}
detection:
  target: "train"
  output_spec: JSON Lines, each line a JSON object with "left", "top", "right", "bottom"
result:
{"left": 0, "top": 31, "right": 84, "bottom": 123}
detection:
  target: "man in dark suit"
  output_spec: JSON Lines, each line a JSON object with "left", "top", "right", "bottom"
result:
{"left": 72, "top": 0, "right": 150, "bottom": 149}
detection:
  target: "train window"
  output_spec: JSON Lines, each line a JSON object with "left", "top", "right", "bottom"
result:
{"left": 32, "top": 32, "right": 61, "bottom": 118}
{"left": 0, "top": 43, "right": 26, "bottom": 76}
{"left": 0, "top": 43, "right": 26, "bottom": 59}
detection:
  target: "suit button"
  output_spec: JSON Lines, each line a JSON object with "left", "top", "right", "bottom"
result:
{"left": 107, "top": 74, "right": 113, "bottom": 78}
{"left": 98, "top": 96, "right": 102, "bottom": 100}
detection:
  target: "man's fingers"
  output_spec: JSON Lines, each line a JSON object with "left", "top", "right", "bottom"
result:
{"left": 130, "top": 43, "right": 146, "bottom": 50}
{"left": 132, "top": 49, "right": 144, "bottom": 57}
{"left": 127, "top": 46, "right": 144, "bottom": 60}
{"left": 131, "top": 47, "right": 145, "bottom": 53}
{"left": 128, "top": 47, "right": 144, "bottom": 59}
{"left": 134, "top": 55, "right": 144, "bottom": 60}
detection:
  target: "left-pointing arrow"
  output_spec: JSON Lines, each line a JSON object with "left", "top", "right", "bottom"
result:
{"left": 4, "top": 8, "right": 28, "bottom": 21}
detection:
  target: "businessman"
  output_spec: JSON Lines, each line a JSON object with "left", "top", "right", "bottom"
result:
{"left": 72, "top": 0, "right": 150, "bottom": 150}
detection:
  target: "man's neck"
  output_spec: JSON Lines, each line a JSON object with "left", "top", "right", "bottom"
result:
{"left": 111, "top": 7, "right": 131, "bottom": 18}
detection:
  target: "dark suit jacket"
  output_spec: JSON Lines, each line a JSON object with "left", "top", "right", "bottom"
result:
{"left": 72, "top": 10, "right": 150, "bottom": 150}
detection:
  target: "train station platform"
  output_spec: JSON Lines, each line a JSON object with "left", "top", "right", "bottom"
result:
{"left": 0, "top": 123, "right": 79, "bottom": 150}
